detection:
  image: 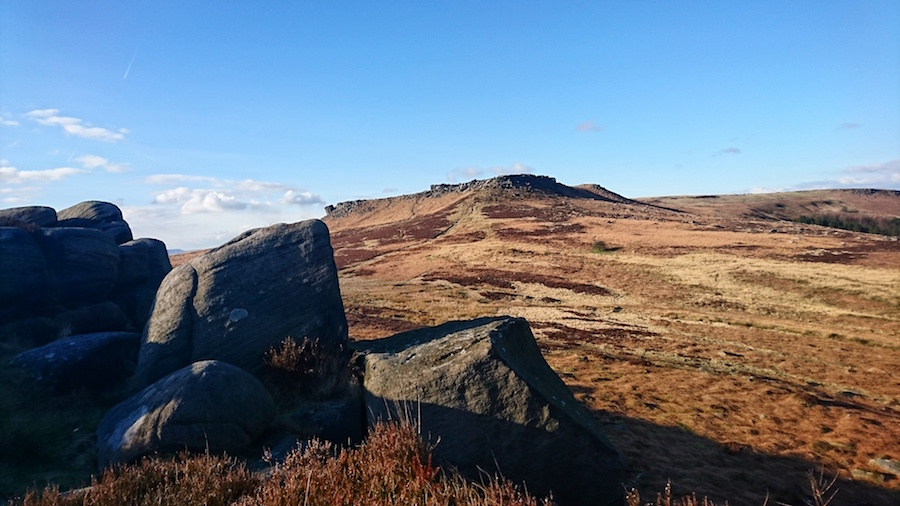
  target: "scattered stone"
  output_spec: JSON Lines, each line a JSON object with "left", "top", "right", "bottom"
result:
{"left": 11, "top": 331, "right": 141, "bottom": 393}
{"left": 96, "top": 360, "right": 275, "bottom": 467}
{"left": 869, "top": 458, "right": 900, "bottom": 476}
{"left": 137, "top": 219, "right": 347, "bottom": 385}
{"left": 358, "top": 316, "right": 626, "bottom": 506}
{"left": 851, "top": 468, "right": 885, "bottom": 484}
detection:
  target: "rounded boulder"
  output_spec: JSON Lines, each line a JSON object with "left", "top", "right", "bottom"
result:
{"left": 96, "top": 360, "right": 275, "bottom": 467}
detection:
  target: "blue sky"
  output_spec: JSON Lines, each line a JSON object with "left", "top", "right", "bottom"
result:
{"left": 1, "top": 1, "right": 898, "bottom": 249}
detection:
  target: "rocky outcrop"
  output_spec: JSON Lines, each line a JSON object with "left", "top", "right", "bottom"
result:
{"left": 12, "top": 331, "right": 141, "bottom": 393}
{"left": 37, "top": 227, "right": 120, "bottom": 304}
{"left": 96, "top": 360, "right": 275, "bottom": 467}
{"left": 0, "top": 201, "right": 170, "bottom": 334}
{"left": 136, "top": 219, "right": 347, "bottom": 385}
{"left": 113, "top": 238, "right": 172, "bottom": 329}
{"left": 0, "top": 227, "right": 48, "bottom": 309}
{"left": 57, "top": 200, "right": 133, "bottom": 244}
{"left": 0, "top": 206, "right": 57, "bottom": 228}
{"left": 357, "top": 317, "right": 626, "bottom": 506}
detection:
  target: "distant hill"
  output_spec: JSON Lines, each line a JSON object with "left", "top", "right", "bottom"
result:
{"left": 642, "top": 189, "right": 900, "bottom": 236}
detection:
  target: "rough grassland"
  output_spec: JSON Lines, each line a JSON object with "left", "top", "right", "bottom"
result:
{"left": 325, "top": 188, "right": 900, "bottom": 506}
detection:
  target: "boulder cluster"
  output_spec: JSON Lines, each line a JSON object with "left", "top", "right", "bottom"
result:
{"left": 1, "top": 201, "right": 170, "bottom": 392}
{"left": 2, "top": 203, "right": 626, "bottom": 506}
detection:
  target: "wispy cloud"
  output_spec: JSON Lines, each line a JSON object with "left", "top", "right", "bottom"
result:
{"left": 447, "top": 162, "right": 534, "bottom": 182}
{"left": 836, "top": 122, "right": 861, "bottom": 130}
{"left": 0, "top": 161, "right": 86, "bottom": 184}
{"left": 715, "top": 147, "right": 741, "bottom": 156}
{"left": 0, "top": 117, "right": 19, "bottom": 127}
{"left": 26, "top": 109, "right": 127, "bottom": 142}
{"left": 146, "top": 173, "right": 323, "bottom": 215}
{"left": 145, "top": 173, "right": 218, "bottom": 185}
{"left": 575, "top": 120, "right": 604, "bottom": 133}
{"left": 75, "top": 154, "right": 129, "bottom": 173}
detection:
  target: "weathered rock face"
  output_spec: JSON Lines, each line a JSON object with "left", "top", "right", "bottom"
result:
{"left": 0, "top": 227, "right": 49, "bottom": 309}
{"left": 12, "top": 331, "right": 141, "bottom": 393}
{"left": 137, "top": 219, "right": 347, "bottom": 385}
{"left": 114, "top": 238, "right": 172, "bottom": 328}
{"left": 0, "top": 201, "right": 170, "bottom": 335}
{"left": 37, "top": 228, "right": 120, "bottom": 304}
{"left": 57, "top": 200, "right": 133, "bottom": 244}
{"left": 358, "top": 317, "right": 626, "bottom": 506}
{"left": 96, "top": 360, "right": 275, "bottom": 467}
{"left": 0, "top": 206, "right": 57, "bottom": 228}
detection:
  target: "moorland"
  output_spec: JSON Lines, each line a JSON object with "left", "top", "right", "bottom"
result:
{"left": 320, "top": 175, "right": 900, "bottom": 505}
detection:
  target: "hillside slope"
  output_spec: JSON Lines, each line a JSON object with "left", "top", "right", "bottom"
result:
{"left": 324, "top": 174, "right": 900, "bottom": 506}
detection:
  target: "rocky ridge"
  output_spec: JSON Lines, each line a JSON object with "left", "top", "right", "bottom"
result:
{"left": 325, "top": 174, "right": 651, "bottom": 218}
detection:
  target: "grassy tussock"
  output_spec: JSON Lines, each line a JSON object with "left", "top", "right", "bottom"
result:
{"left": 12, "top": 422, "right": 548, "bottom": 506}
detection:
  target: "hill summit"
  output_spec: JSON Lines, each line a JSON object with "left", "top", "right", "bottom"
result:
{"left": 324, "top": 174, "right": 647, "bottom": 218}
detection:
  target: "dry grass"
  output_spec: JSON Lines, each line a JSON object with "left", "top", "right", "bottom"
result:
{"left": 12, "top": 422, "right": 548, "bottom": 506}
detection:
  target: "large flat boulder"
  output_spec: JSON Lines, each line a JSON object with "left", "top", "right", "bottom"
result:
{"left": 57, "top": 201, "right": 133, "bottom": 244}
{"left": 136, "top": 219, "right": 347, "bottom": 385}
{"left": 96, "top": 360, "right": 275, "bottom": 467}
{"left": 357, "top": 317, "right": 626, "bottom": 506}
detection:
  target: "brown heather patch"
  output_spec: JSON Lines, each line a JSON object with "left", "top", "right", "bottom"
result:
{"left": 334, "top": 248, "right": 383, "bottom": 269}
{"left": 14, "top": 423, "right": 548, "bottom": 506}
{"left": 494, "top": 223, "right": 586, "bottom": 239}
{"left": 345, "top": 306, "right": 425, "bottom": 340}
{"left": 423, "top": 268, "right": 613, "bottom": 296}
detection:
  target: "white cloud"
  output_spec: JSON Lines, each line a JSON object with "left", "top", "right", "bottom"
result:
{"left": 492, "top": 162, "right": 533, "bottom": 176}
{"left": 121, "top": 199, "right": 324, "bottom": 251}
{"left": 147, "top": 173, "right": 323, "bottom": 215}
{"left": 26, "top": 109, "right": 126, "bottom": 142}
{"left": 837, "top": 122, "right": 861, "bottom": 130}
{"left": 575, "top": 120, "right": 604, "bottom": 133}
{"left": 153, "top": 187, "right": 247, "bottom": 214}
{"left": 280, "top": 189, "right": 323, "bottom": 205}
{"left": 145, "top": 173, "right": 218, "bottom": 185}
{"left": 0, "top": 117, "right": 19, "bottom": 127}
{"left": 0, "top": 185, "right": 40, "bottom": 205}
{"left": 749, "top": 159, "right": 900, "bottom": 193}
{"left": 0, "top": 162, "right": 86, "bottom": 184}
{"left": 838, "top": 159, "right": 900, "bottom": 187}
{"left": 715, "top": 147, "right": 742, "bottom": 156}
{"left": 447, "top": 162, "right": 534, "bottom": 182}
{"left": 75, "top": 155, "right": 108, "bottom": 169}
{"left": 447, "top": 167, "right": 485, "bottom": 182}
{"left": 75, "top": 154, "right": 130, "bottom": 173}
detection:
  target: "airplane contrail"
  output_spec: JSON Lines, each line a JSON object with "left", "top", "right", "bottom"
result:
{"left": 124, "top": 45, "right": 140, "bottom": 79}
